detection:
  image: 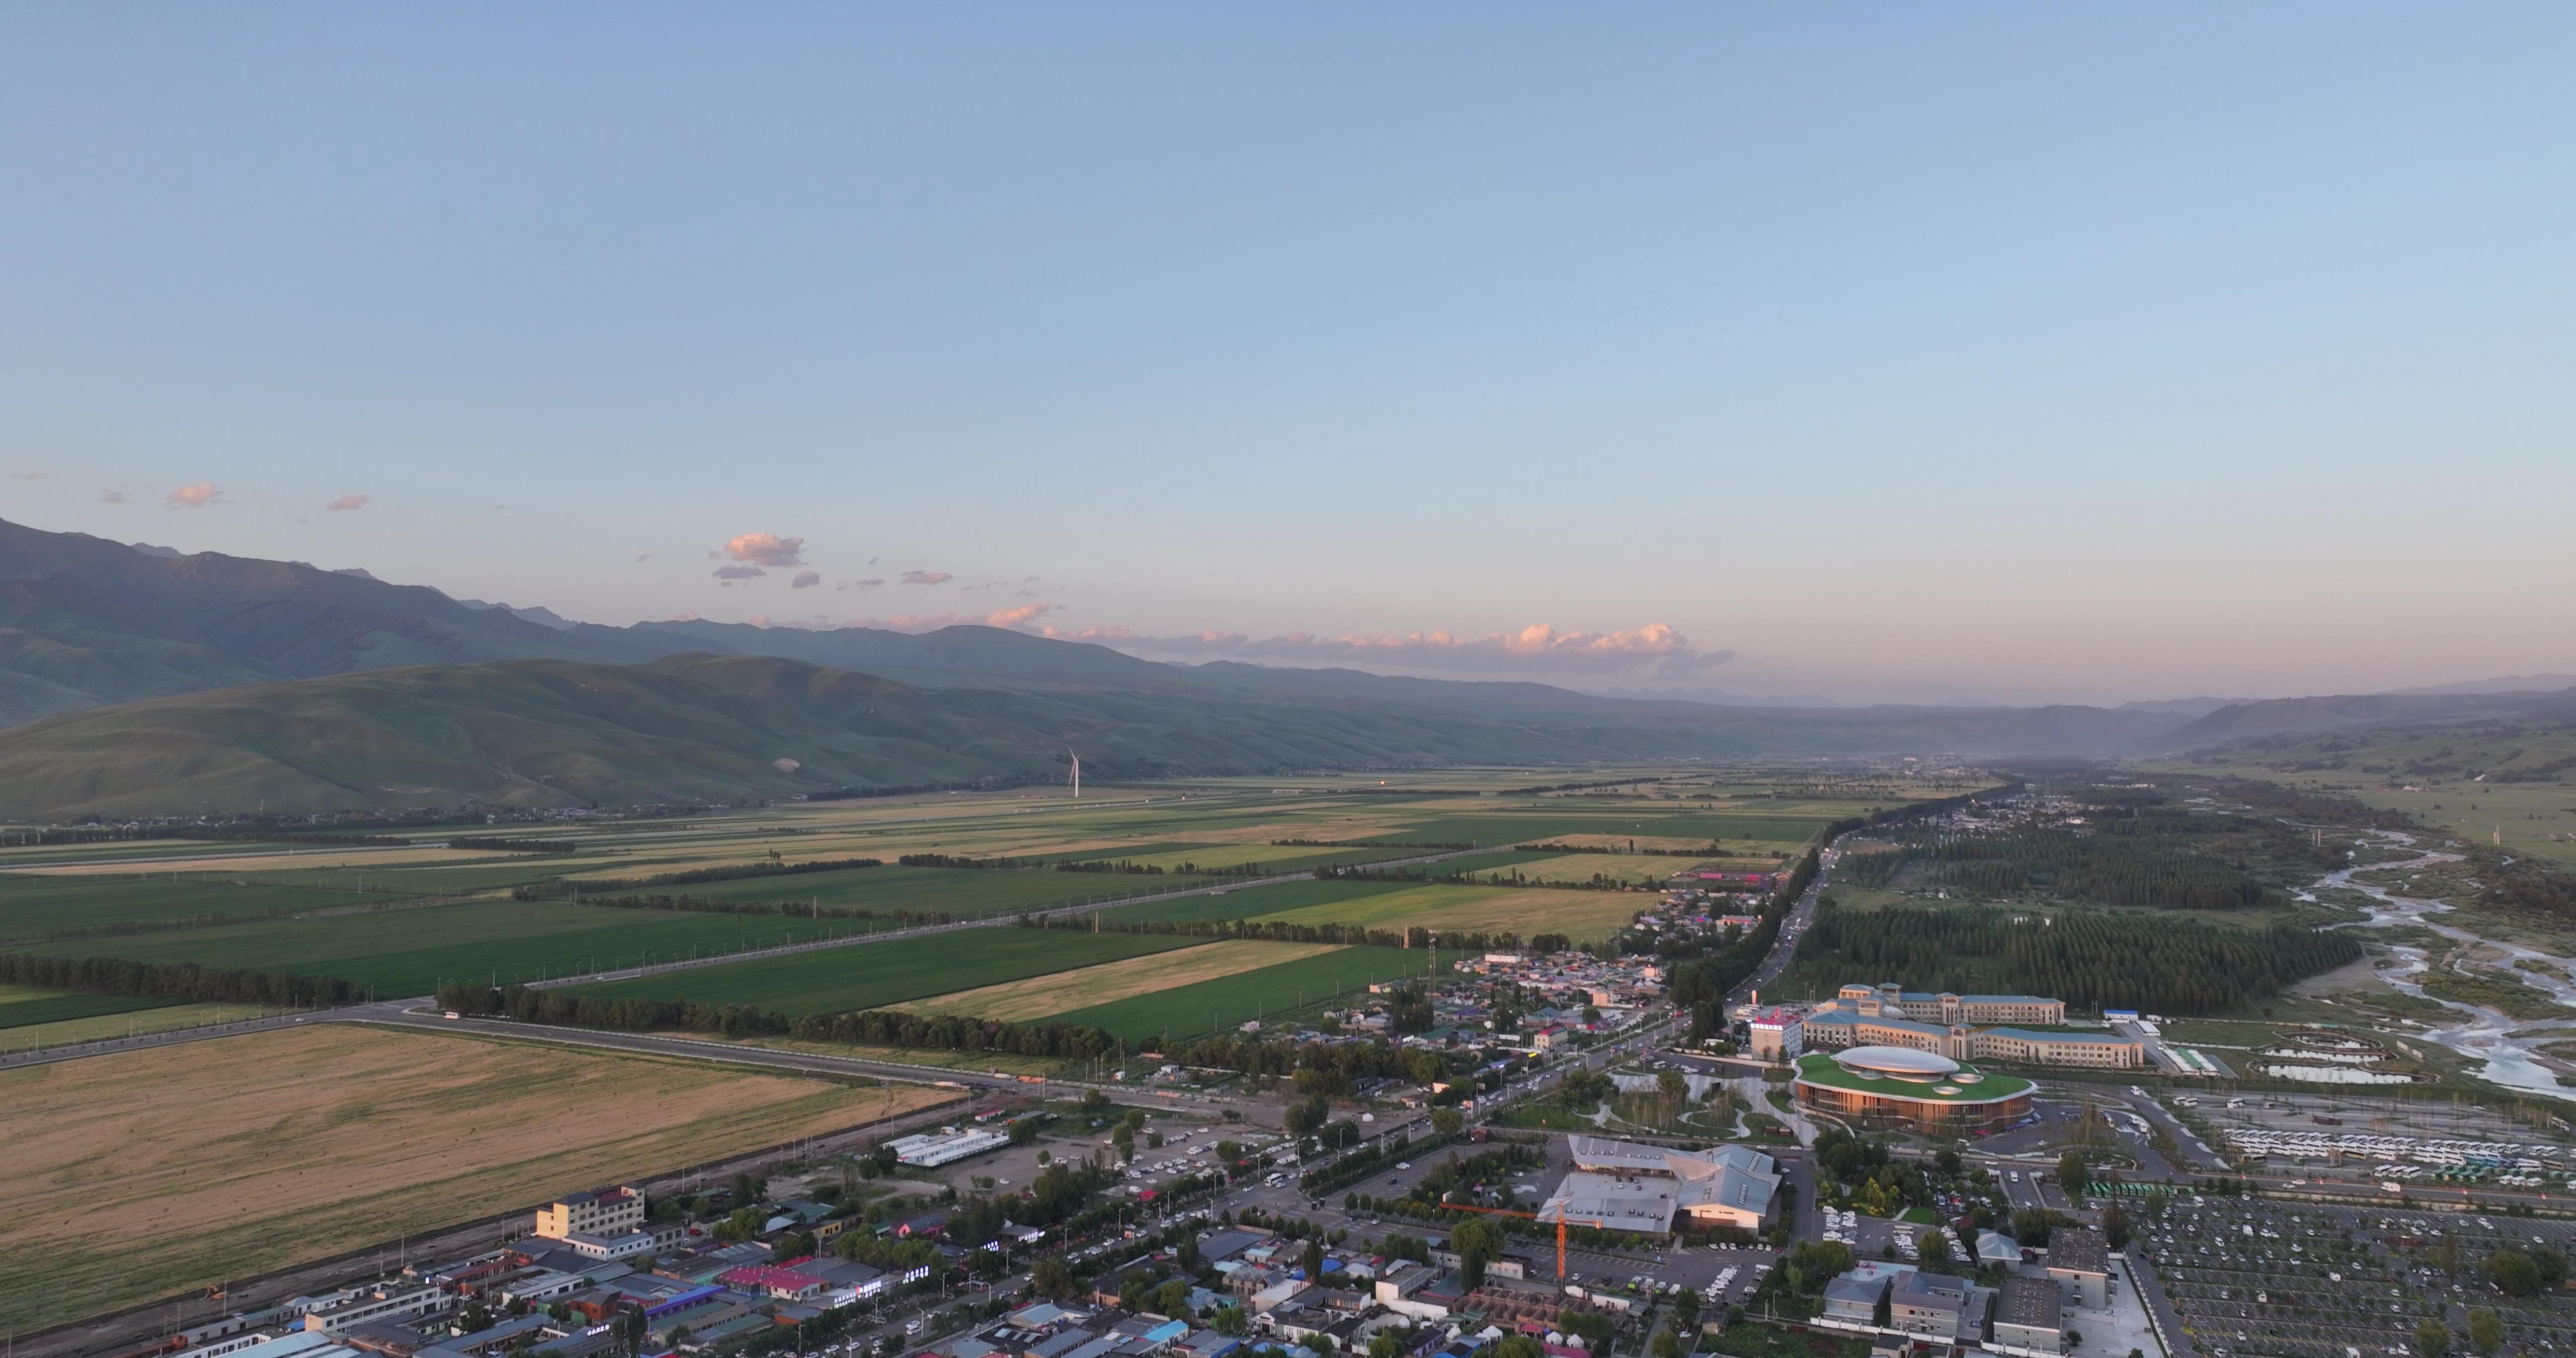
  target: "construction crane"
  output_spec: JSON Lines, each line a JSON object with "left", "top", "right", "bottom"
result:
{"left": 1440, "top": 1202, "right": 1612, "bottom": 1281}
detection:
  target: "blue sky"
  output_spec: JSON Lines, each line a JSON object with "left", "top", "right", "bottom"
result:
{"left": 3, "top": 5, "right": 2570, "bottom": 704}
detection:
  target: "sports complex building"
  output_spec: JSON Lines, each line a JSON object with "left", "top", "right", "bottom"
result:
{"left": 1791, "top": 1046, "right": 2035, "bottom": 1133}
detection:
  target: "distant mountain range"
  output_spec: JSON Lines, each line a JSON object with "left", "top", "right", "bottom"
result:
{"left": 0, "top": 517, "right": 2567, "bottom": 817}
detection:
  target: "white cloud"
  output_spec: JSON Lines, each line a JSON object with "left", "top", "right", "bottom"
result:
{"left": 723, "top": 532, "right": 806, "bottom": 567}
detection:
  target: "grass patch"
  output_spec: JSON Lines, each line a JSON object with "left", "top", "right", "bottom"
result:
{"left": 565, "top": 927, "right": 1203, "bottom": 1016}
{"left": 0, "top": 1024, "right": 944, "bottom": 1334}
{"left": 1704, "top": 1322, "right": 1869, "bottom": 1358}
{"left": 2416, "top": 967, "right": 2576, "bottom": 1021}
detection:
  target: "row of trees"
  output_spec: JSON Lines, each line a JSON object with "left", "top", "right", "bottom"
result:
{"left": 505, "top": 885, "right": 957, "bottom": 927}
{"left": 1782, "top": 901, "right": 2362, "bottom": 1014}
{"left": 431, "top": 979, "right": 1490, "bottom": 1080}
{"left": 1020, "top": 913, "right": 1556, "bottom": 956}
{"left": 446, "top": 837, "right": 577, "bottom": 854}
{"left": 1918, "top": 827, "right": 2278, "bottom": 910}
{"left": 1, "top": 951, "right": 356, "bottom": 1007}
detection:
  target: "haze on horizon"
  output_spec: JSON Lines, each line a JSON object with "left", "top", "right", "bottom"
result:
{"left": 2, "top": 6, "right": 2570, "bottom": 708}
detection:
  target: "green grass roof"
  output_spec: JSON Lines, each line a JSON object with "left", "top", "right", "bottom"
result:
{"left": 1792, "top": 1051, "right": 2034, "bottom": 1102}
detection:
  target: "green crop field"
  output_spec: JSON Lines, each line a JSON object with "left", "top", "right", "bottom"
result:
{"left": 1094, "top": 877, "right": 1417, "bottom": 925}
{"left": 0, "top": 873, "right": 382, "bottom": 942}
{"left": 1244, "top": 882, "right": 1647, "bottom": 943}
{"left": 562, "top": 927, "right": 1205, "bottom": 1015}
{"left": 1053, "top": 943, "right": 1428, "bottom": 1043}
{"left": 0, "top": 984, "right": 177, "bottom": 1031}
{"left": 21, "top": 900, "right": 888, "bottom": 996}
{"left": 570, "top": 863, "right": 1216, "bottom": 919}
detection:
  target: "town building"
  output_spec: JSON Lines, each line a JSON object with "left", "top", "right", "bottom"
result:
{"left": 534, "top": 1187, "right": 643, "bottom": 1241}
{"left": 1798, "top": 984, "right": 2141, "bottom": 1069}
{"left": 1746, "top": 1008, "right": 1803, "bottom": 1063}
{"left": 1990, "top": 1274, "right": 2065, "bottom": 1352}
{"left": 2041, "top": 1227, "right": 2112, "bottom": 1308}
{"left": 889, "top": 1126, "right": 1013, "bottom": 1167}
{"left": 1886, "top": 1271, "right": 1991, "bottom": 1344}
{"left": 1539, "top": 1136, "right": 1779, "bottom": 1234}
{"left": 1828, "top": 982, "right": 2065, "bottom": 1027}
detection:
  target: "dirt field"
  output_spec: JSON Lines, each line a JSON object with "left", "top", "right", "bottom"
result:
{"left": 896, "top": 940, "right": 1341, "bottom": 1021}
{"left": 0, "top": 1025, "right": 942, "bottom": 1333}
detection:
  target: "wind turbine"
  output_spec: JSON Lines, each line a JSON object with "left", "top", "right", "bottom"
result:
{"left": 1069, "top": 751, "right": 1081, "bottom": 800}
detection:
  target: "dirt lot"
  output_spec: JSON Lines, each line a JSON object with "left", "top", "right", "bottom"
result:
{"left": 0, "top": 1024, "right": 944, "bottom": 1333}
{"left": 897, "top": 940, "right": 1340, "bottom": 1021}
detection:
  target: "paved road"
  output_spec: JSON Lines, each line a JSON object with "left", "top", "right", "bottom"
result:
{"left": 1725, "top": 841, "right": 1839, "bottom": 1006}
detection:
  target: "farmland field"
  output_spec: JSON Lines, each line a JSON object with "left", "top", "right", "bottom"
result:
{"left": 896, "top": 940, "right": 1341, "bottom": 1021}
{"left": 1245, "top": 882, "right": 1648, "bottom": 943}
{"left": 562, "top": 926, "right": 1203, "bottom": 1015}
{"left": 1476, "top": 853, "right": 1718, "bottom": 887}
{"left": 0, "top": 873, "right": 381, "bottom": 942}
{"left": 22, "top": 899, "right": 881, "bottom": 995}
{"left": 0, "top": 1024, "right": 943, "bottom": 1333}
{"left": 558, "top": 862, "right": 1219, "bottom": 918}
{"left": 0, "top": 861, "right": 576, "bottom": 943}
{"left": 1, "top": 999, "right": 297, "bottom": 1050}
{"left": 1093, "top": 876, "right": 1416, "bottom": 925}
{"left": 1053, "top": 943, "right": 1427, "bottom": 1042}
{"left": 0, "top": 983, "right": 176, "bottom": 1031}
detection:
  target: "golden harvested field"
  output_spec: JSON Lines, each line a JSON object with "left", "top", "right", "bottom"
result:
{"left": 0, "top": 1024, "right": 944, "bottom": 1333}
{"left": 1248, "top": 883, "right": 1646, "bottom": 943}
{"left": 896, "top": 940, "right": 1342, "bottom": 1021}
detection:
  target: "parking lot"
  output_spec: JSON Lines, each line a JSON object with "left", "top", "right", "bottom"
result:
{"left": 2131, "top": 1191, "right": 2576, "bottom": 1358}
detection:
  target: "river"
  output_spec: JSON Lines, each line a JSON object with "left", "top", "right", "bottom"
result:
{"left": 2308, "top": 831, "right": 2576, "bottom": 1101}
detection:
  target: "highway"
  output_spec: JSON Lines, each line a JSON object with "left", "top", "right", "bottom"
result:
{"left": 1726, "top": 839, "right": 1838, "bottom": 1006}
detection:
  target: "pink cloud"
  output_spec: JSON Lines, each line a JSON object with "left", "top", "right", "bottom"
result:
{"left": 843, "top": 602, "right": 1058, "bottom": 633}
{"left": 662, "top": 611, "right": 703, "bottom": 622}
{"left": 900, "top": 569, "right": 951, "bottom": 586}
{"left": 1051, "top": 621, "right": 1731, "bottom": 676}
{"left": 722, "top": 532, "right": 806, "bottom": 567}
{"left": 326, "top": 493, "right": 369, "bottom": 512}
{"left": 166, "top": 482, "right": 224, "bottom": 508}
{"left": 791, "top": 570, "right": 822, "bottom": 589}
